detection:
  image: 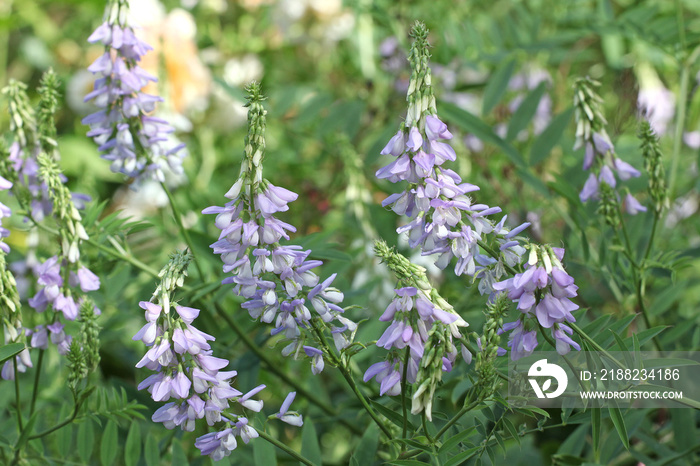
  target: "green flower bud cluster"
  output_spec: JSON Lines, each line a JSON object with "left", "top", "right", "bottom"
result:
{"left": 78, "top": 298, "right": 101, "bottom": 372}
{"left": 152, "top": 249, "right": 192, "bottom": 312}
{"left": 475, "top": 293, "right": 509, "bottom": 400}
{"left": 573, "top": 77, "right": 608, "bottom": 150}
{"left": 597, "top": 182, "right": 620, "bottom": 227}
{"left": 374, "top": 239, "right": 468, "bottom": 420}
{"left": 37, "top": 154, "right": 89, "bottom": 262}
{"left": 411, "top": 322, "right": 454, "bottom": 421}
{"left": 2, "top": 80, "right": 37, "bottom": 148}
{"left": 638, "top": 120, "right": 669, "bottom": 213}
{"left": 374, "top": 239, "right": 465, "bottom": 326}
{"left": 66, "top": 339, "right": 88, "bottom": 392}
{"left": 37, "top": 68, "right": 61, "bottom": 156}
{"left": 0, "top": 141, "right": 16, "bottom": 185}
{"left": 243, "top": 81, "right": 267, "bottom": 172}
{"left": 1, "top": 252, "right": 23, "bottom": 344}
{"left": 406, "top": 21, "right": 437, "bottom": 128}
{"left": 374, "top": 239, "right": 428, "bottom": 283}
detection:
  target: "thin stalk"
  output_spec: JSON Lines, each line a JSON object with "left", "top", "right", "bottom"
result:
{"left": 20, "top": 207, "right": 160, "bottom": 278}
{"left": 617, "top": 212, "right": 638, "bottom": 268}
{"left": 477, "top": 239, "right": 517, "bottom": 276}
{"left": 569, "top": 322, "right": 625, "bottom": 369}
{"left": 29, "top": 349, "right": 44, "bottom": 416}
{"left": 616, "top": 207, "right": 662, "bottom": 351}
{"left": 434, "top": 398, "right": 479, "bottom": 441}
{"left": 211, "top": 303, "right": 363, "bottom": 435}
{"left": 658, "top": 443, "right": 700, "bottom": 466}
{"left": 307, "top": 320, "right": 393, "bottom": 440}
{"left": 400, "top": 347, "right": 410, "bottom": 443}
{"left": 255, "top": 427, "right": 314, "bottom": 466}
{"left": 13, "top": 358, "right": 23, "bottom": 432}
{"left": 29, "top": 402, "right": 80, "bottom": 440}
{"left": 89, "top": 237, "right": 159, "bottom": 277}
{"left": 336, "top": 363, "right": 394, "bottom": 440}
{"left": 160, "top": 182, "right": 205, "bottom": 279}
{"left": 642, "top": 213, "right": 659, "bottom": 263}
{"left": 421, "top": 412, "right": 434, "bottom": 444}
{"left": 669, "top": 61, "right": 689, "bottom": 196}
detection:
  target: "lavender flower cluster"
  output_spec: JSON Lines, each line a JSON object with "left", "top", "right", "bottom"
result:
{"left": 494, "top": 245, "right": 580, "bottom": 359}
{"left": 204, "top": 83, "right": 355, "bottom": 374}
{"left": 364, "top": 241, "right": 469, "bottom": 419}
{"left": 20, "top": 155, "right": 102, "bottom": 360}
{"left": 83, "top": 1, "right": 185, "bottom": 184}
{"left": 375, "top": 23, "right": 581, "bottom": 366}
{"left": 134, "top": 251, "right": 274, "bottom": 461}
{"left": 0, "top": 172, "right": 32, "bottom": 381}
{"left": 574, "top": 78, "right": 645, "bottom": 214}
{"left": 364, "top": 284, "right": 466, "bottom": 397}
{"left": 376, "top": 24, "right": 528, "bottom": 297}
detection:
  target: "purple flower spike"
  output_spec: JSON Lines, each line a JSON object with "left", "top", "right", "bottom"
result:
{"left": 204, "top": 87, "right": 356, "bottom": 371}
{"left": 83, "top": 8, "right": 186, "bottom": 185}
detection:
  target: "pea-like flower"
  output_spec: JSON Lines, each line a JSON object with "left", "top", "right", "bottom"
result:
{"left": 83, "top": 1, "right": 185, "bottom": 184}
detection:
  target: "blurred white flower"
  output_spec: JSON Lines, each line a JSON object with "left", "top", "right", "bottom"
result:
{"left": 684, "top": 131, "right": 700, "bottom": 149}
{"left": 636, "top": 62, "right": 675, "bottom": 136}
{"left": 66, "top": 70, "right": 96, "bottom": 114}
{"left": 665, "top": 193, "right": 699, "bottom": 228}
{"left": 224, "top": 54, "right": 264, "bottom": 87}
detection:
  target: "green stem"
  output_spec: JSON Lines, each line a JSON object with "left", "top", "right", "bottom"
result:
{"left": 20, "top": 207, "right": 160, "bottom": 279}
{"left": 210, "top": 303, "right": 363, "bottom": 435}
{"left": 421, "top": 412, "right": 434, "bottom": 444}
{"left": 29, "top": 349, "right": 44, "bottom": 416}
{"left": 28, "top": 401, "right": 80, "bottom": 440}
{"left": 642, "top": 213, "right": 660, "bottom": 263}
{"left": 569, "top": 323, "right": 625, "bottom": 369}
{"left": 616, "top": 207, "right": 662, "bottom": 351}
{"left": 477, "top": 239, "right": 518, "bottom": 276}
{"left": 308, "top": 320, "right": 394, "bottom": 440}
{"left": 669, "top": 59, "right": 689, "bottom": 197}
{"left": 13, "top": 358, "right": 23, "bottom": 432}
{"left": 338, "top": 363, "right": 394, "bottom": 440}
{"left": 657, "top": 443, "right": 700, "bottom": 466}
{"left": 160, "top": 182, "right": 205, "bottom": 280}
{"left": 434, "top": 397, "right": 479, "bottom": 441}
{"left": 617, "top": 212, "right": 638, "bottom": 268}
{"left": 254, "top": 427, "right": 314, "bottom": 466}
{"left": 400, "top": 347, "right": 410, "bottom": 443}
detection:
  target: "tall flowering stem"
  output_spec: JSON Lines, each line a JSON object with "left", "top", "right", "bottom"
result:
{"left": 376, "top": 22, "right": 527, "bottom": 296}
{"left": 3, "top": 79, "right": 54, "bottom": 221}
{"left": 83, "top": 0, "right": 186, "bottom": 184}
{"left": 368, "top": 240, "right": 468, "bottom": 421}
{"left": 203, "top": 82, "right": 356, "bottom": 375}
{"left": 1, "top": 72, "right": 102, "bottom": 378}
